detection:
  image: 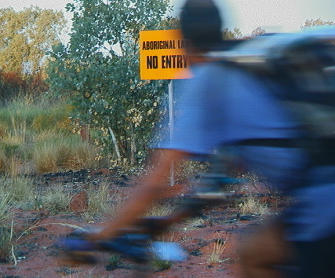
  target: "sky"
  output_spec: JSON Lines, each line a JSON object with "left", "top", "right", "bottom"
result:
{"left": 1, "top": 0, "right": 335, "bottom": 35}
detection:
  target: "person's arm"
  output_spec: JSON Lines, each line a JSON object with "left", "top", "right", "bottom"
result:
{"left": 89, "top": 149, "right": 187, "bottom": 240}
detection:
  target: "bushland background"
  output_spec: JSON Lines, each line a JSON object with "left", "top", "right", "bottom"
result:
{"left": 0, "top": 0, "right": 334, "bottom": 266}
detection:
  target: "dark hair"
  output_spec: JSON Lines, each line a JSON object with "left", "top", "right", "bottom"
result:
{"left": 180, "top": 0, "right": 223, "bottom": 52}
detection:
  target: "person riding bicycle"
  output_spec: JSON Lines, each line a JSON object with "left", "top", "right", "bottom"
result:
{"left": 88, "top": 1, "right": 335, "bottom": 277}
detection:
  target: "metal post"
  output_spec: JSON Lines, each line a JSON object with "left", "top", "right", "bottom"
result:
{"left": 169, "top": 80, "right": 175, "bottom": 186}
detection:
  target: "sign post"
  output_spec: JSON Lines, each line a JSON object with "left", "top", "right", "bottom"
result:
{"left": 168, "top": 80, "right": 175, "bottom": 186}
{"left": 139, "top": 29, "right": 190, "bottom": 186}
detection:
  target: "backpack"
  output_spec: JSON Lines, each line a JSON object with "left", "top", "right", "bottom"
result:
{"left": 211, "top": 27, "right": 335, "bottom": 168}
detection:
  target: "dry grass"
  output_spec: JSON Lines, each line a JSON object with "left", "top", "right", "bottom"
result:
{"left": 8, "top": 157, "right": 21, "bottom": 178}
{"left": 207, "top": 238, "right": 227, "bottom": 265}
{"left": 86, "top": 184, "right": 111, "bottom": 217}
{"left": 0, "top": 149, "right": 6, "bottom": 173}
{"left": 146, "top": 203, "right": 174, "bottom": 217}
{"left": 109, "top": 189, "right": 128, "bottom": 218}
{"left": 33, "top": 143, "right": 59, "bottom": 173}
{"left": 62, "top": 141, "right": 97, "bottom": 170}
{"left": 40, "top": 186, "right": 70, "bottom": 214}
{"left": 0, "top": 176, "right": 35, "bottom": 211}
{"left": 0, "top": 192, "right": 13, "bottom": 263}
{"left": 10, "top": 117, "right": 27, "bottom": 144}
{"left": 2, "top": 134, "right": 24, "bottom": 147}
{"left": 34, "top": 130, "right": 62, "bottom": 143}
{"left": 239, "top": 196, "right": 269, "bottom": 216}
{"left": 0, "top": 122, "right": 7, "bottom": 138}
{"left": 0, "top": 191, "right": 11, "bottom": 224}
{"left": 33, "top": 136, "right": 97, "bottom": 174}
{"left": 3, "top": 177, "right": 35, "bottom": 208}
{"left": 0, "top": 224, "right": 13, "bottom": 263}
{"left": 0, "top": 99, "right": 97, "bottom": 175}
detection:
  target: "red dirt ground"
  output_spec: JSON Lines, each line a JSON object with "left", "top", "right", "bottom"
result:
{"left": 1, "top": 212, "right": 262, "bottom": 277}
{"left": 0, "top": 170, "right": 271, "bottom": 278}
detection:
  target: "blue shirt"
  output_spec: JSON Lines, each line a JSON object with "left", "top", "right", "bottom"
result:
{"left": 159, "top": 62, "right": 335, "bottom": 242}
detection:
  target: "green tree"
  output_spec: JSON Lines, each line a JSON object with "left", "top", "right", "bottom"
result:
{"left": 48, "top": 0, "right": 172, "bottom": 165}
{"left": 0, "top": 7, "right": 65, "bottom": 76}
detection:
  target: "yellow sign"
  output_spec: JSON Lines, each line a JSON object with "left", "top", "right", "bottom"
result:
{"left": 139, "top": 29, "right": 191, "bottom": 80}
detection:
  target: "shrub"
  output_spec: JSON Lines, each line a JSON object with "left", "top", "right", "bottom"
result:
{"left": 47, "top": 0, "right": 173, "bottom": 166}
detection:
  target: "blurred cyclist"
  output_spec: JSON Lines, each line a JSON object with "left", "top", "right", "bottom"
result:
{"left": 89, "top": 1, "right": 335, "bottom": 277}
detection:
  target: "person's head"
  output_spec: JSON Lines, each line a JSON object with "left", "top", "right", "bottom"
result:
{"left": 180, "top": 0, "right": 223, "bottom": 54}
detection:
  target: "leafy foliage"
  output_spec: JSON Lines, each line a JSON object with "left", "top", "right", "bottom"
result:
{"left": 47, "top": 0, "right": 173, "bottom": 165}
{"left": 0, "top": 7, "right": 65, "bottom": 76}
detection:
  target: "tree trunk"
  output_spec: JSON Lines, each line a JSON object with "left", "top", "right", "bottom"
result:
{"left": 130, "top": 128, "right": 137, "bottom": 166}
{"left": 108, "top": 127, "right": 121, "bottom": 162}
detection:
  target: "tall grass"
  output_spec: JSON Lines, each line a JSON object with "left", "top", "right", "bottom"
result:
{"left": 33, "top": 135, "right": 97, "bottom": 173}
{"left": 0, "top": 149, "right": 6, "bottom": 173}
{"left": 86, "top": 184, "right": 110, "bottom": 217}
{"left": 5, "top": 177, "right": 35, "bottom": 206}
{"left": 0, "top": 176, "right": 35, "bottom": 210}
{"left": 0, "top": 190, "right": 13, "bottom": 263}
{"left": 0, "top": 191, "right": 11, "bottom": 224}
{"left": 0, "top": 97, "right": 72, "bottom": 131}
{"left": 0, "top": 225, "right": 12, "bottom": 263}
{"left": 0, "top": 98, "right": 97, "bottom": 175}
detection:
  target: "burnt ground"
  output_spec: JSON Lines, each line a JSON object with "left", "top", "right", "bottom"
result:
{"left": 0, "top": 169, "right": 277, "bottom": 278}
